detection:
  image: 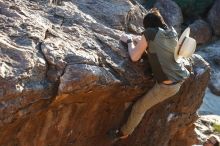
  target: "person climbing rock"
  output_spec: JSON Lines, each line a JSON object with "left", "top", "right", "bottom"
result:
{"left": 108, "top": 8, "right": 191, "bottom": 142}
{"left": 193, "top": 135, "right": 220, "bottom": 146}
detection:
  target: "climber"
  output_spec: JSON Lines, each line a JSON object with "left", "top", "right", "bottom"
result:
{"left": 108, "top": 8, "right": 191, "bottom": 141}
{"left": 193, "top": 135, "right": 220, "bottom": 146}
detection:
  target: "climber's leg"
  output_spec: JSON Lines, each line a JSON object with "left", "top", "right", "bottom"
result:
{"left": 121, "top": 82, "right": 182, "bottom": 136}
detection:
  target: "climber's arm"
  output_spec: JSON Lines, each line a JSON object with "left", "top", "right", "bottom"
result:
{"left": 120, "top": 34, "right": 148, "bottom": 62}
{"left": 127, "top": 35, "right": 148, "bottom": 62}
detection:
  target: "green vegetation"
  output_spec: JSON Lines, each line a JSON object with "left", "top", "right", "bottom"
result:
{"left": 213, "top": 123, "right": 220, "bottom": 133}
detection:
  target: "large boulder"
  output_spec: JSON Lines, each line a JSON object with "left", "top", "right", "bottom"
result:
{"left": 0, "top": 0, "right": 210, "bottom": 146}
{"left": 189, "top": 19, "right": 212, "bottom": 45}
{"left": 199, "top": 88, "right": 220, "bottom": 115}
{"left": 173, "top": 0, "right": 214, "bottom": 18}
{"left": 154, "top": 0, "right": 183, "bottom": 34}
{"left": 197, "top": 41, "right": 220, "bottom": 96}
{"left": 194, "top": 115, "right": 220, "bottom": 144}
{"left": 208, "top": 0, "right": 220, "bottom": 36}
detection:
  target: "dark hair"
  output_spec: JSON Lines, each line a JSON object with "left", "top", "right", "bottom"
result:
{"left": 143, "top": 8, "right": 168, "bottom": 30}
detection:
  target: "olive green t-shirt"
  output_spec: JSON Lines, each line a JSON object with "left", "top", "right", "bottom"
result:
{"left": 143, "top": 27, "right": 190, "bottom": 83}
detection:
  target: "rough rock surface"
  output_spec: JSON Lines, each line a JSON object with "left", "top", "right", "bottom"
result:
{"left": 208, "top": 0, "right": 220, "bottom": 36}
{"left": 194, "top": 115, "right": 220, "bottom": 145}
{"left": 0, "top": 0, "right": 210, "bottom": 146}
{"left": 189, "top": 19, "right": 212, "bottom": 45}
{"left": 197, "top": 41, "right": 220, "bottom": 96}
{"left": 154, "top": 0, "right": 183, "bottom": 34}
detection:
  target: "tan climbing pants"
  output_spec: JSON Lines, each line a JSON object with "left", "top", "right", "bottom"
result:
{"left": 121, "top": 81, "right": 183, "bottom": 136}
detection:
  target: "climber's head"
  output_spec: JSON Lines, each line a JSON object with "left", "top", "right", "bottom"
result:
{"left": 143, "top": 8, "right": 168, "bottom": 30}
{"left": 204, "top": 135, "right": 220, "bottom": 146}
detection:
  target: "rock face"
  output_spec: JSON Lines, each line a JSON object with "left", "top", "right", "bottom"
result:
{"left": 208, "top": 0, "right": 220, "bottom": 36}
{"left": 189, "top": 19, "right": 212, "bottom": 45}
{"left": 0, "top": 0, "right": 210, "bottom": 146}
{"left": 154, "top": 0, "right": 183, "bottom": 34}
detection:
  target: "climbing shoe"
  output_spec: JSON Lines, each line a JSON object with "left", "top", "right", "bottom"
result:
{"left": 107, "top": 129, "right": 129, "bottom": 142}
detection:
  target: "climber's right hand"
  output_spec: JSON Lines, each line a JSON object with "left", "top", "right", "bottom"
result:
{"left": 120, "top": 34, "right": 132, "bottom": 43}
